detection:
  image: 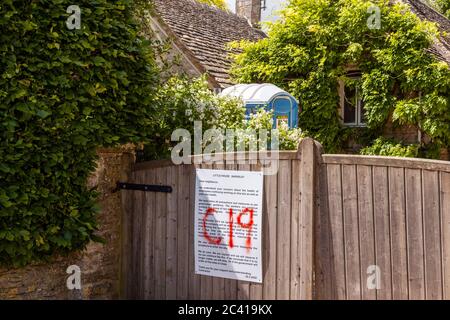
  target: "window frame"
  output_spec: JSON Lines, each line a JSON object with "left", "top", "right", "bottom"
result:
{"left": 340, "top": 74, "right": 367, "bottom": 128}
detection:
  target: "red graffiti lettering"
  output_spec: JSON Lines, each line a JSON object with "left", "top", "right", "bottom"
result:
{"left": 228, "top": 208, "right": 234, "bottom": 249}
{"left": 237, "top": 208, "right": 254, "bottom": 252}
{"left": 202, "top": 208, "right": 222, "bottom": 245}
{"left": 202, "top": 207, "right": 255, "bottom": 252}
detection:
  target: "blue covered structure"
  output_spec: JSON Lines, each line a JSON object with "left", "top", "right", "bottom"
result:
{"left": 220, "top": 84, "right": 299, "bottom": 129}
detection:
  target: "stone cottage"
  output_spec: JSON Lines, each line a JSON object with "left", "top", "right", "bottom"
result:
{"left": 339, "top": 0, "right": 450, "bottom": 149}
{"left": 149, "top": 0, "right": 449, "bottom": 158}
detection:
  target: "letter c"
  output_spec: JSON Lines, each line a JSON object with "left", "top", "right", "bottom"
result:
{"left": 203, "top": 208, "right": 222, "bottom": 245}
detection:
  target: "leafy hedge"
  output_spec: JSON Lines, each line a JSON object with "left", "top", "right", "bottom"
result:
{"left": 230, "top": 0, "right": 450, "bottom": 155}
{"left": 360, "top": 137, "right": 419, "bottom": 157}
{"left": 0, "top": 0, "right": 159, "bottom": 266}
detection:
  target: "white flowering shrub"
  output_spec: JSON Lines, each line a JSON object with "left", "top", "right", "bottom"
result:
{"left": 144, "top": 76, "right": 304, "bottom": 159}
{"left": 144, "top": 76, "right": 245, "bottom": 159}
{"left": 246, "top": 109, "right": 305, "bottom": 151}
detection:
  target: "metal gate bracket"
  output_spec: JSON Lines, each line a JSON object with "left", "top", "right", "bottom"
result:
{"left": 116, "top": 182, "right": 172, "bottom": 193}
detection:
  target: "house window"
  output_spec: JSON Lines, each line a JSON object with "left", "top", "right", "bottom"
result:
{"left": 342, "top": 80, "right": 366, "bottom": 127}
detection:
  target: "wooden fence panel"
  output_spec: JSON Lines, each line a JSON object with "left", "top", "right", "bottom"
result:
{"left": 320, "top": 155, "right": 450, "bottom": 300}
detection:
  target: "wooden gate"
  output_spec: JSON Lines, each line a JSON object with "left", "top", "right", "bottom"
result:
{"left": 120, "top": 138, "right": 450, "bottom": 300}
{"left": 120, "top": 139, "right": 320, "bottom": 300}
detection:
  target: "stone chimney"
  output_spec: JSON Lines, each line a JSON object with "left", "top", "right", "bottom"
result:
{"left": 236, "top": 0, "right": 262, "bottom": 27}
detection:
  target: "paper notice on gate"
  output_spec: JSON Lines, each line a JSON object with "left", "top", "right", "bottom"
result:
{"left": 194, "top": 169, "right": 263, "bottom": 283}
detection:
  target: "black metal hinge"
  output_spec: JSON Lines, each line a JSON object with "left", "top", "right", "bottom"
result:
{"left": 116, "top": 182, "right": 172, "bottom": 193}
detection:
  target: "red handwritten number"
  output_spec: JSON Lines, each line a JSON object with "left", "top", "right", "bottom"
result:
{"left": 202, "top": 208, "right": 222, "bottom": 245}
{"left": 228, "top": 208, "right": 234, "bottom": 249}
{"left": 237, "top": 208, "right": 254, "bottom": 252}
{"left": 202, "top": 207, "right": 254, "bottom": 252}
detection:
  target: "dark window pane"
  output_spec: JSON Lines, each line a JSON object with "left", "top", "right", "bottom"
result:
{"left": 344, "top": 86, "right": 356, "bottom": 124}
{"left": 359, "top": 99, "right": 366, "bottom": 124}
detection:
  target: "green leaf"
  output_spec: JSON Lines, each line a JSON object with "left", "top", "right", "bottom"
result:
{"left": 36, "top": 109, "right": 51, "bottom": 119}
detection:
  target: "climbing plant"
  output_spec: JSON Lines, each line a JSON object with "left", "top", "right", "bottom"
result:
{"left": 426, "top": 0, "right": 450, "bottom": 18}
{"left": 230, "top": 0, "right": 450, "bottom": 156}
{"left": 360, "top": 137, "right": 420, "bottom": 157}
{"left": 196, "top": 0, "right": 228, "bottom": 11}
{"left": 0, "top": 0, "right": 160, "bottom": 266}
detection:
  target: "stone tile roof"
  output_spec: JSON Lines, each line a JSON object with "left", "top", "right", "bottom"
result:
{"left": 152, "top": 0, "right": 265, "bottom": 88}
{"left": 400, "top": 0, "right": 450, "bottom": 65}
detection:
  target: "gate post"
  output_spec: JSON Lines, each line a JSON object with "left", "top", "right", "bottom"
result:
{"left": 297, "top": 138, "right": 323, "bottom": 299}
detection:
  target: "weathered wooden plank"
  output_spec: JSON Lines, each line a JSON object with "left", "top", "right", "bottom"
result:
{"left": 326, "top": 164, "right": 346, "bottom": 299}
{"left": 177, "top": 165, "right": 190, "bottom": 299}
{"left": 342, "top": 164, "right": 361, "bottom": 300}
{"left": 165, "top": 166, "right": 178, "bottom": 299}
{"left": 134, "top": 153, "right": 450, "bottom": 173}
{"left": 143, "top": 169, "right": 156, "bottom": 299}
{"left": 323, "top": 155, "right": 450, "bottom": 173}
{"left": 315, "top": 162, "right": 334, "bottom": 300}
{"left": 132, "top": 172, "right": 143, "bottom": 299}
{"left": 237, "top": 163, "right": 251, "bottom": 300}
{"left": 250, "top": 162, "right": 264, "bottom": 300}
{"left": 441, "top": 172, "right": 450, "bottom": 300}
{"left": 154, "top": 167, "right": 167, "bottom": 299}
{"left": 372, "top": 166, "right": 392, "bottom": 300}
{"left": 422, "top": 170, "right": 442, "bottom": 299}
{"left": 120, "top": 185, "right": 133, "bottom": 299}
{"left": 290, "top": 159, "right": 301, "bottom": 300}
{"left": 199, "top": 162, "right": 214, "bottom": 300}
{"left": 357, "top": 165, "right": 376, "bottom": 300}
{"left": 389, "top": 167, "right": 408, "bottom": 300}
{"left": 223, "top": 163, "right": 238, "bottom": 300}
{"left": 298, "top": 139, "right": 315, "bottom": 300}
{"left": 133, "top": 151, "right": 300, "bottom": 172}
{"left": 211, "top": 162, "right": 226, "bottom": 300}
{"left": 405, "top": 168, "right": 425, "bottom": 300}
{"left": 188, "top": 165, "right": 201, "bottom": 299}
{"left": 262, "top": 163, "right": 277, "bottom": 300}
{"left": 275, "top": 160, "right": 291, "bottom": 300}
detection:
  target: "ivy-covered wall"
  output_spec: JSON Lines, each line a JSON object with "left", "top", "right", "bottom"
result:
{"left": 0, "top": 148, "right": 134, "bottom": 299}
{"left": 230, "top": 0, "right": 450, "bottom": 158}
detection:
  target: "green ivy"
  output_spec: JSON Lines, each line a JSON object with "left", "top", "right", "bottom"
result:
{"left": 360, "top": 137, "right": 420, "bottom": 157}
{"left": 0, "top": 0, "right": 160, "bottom": 266}
{"left": 230, "top": 0, "right": 450, "bottom": 155}
{"left": 430, "top": 0, "right": 450, "bottom": 19}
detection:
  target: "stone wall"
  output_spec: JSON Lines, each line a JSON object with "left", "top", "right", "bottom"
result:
{"left": 382, "top": 119, "right": 419, "bottom": 145}
{"left": 0, "top": 147, "right": 135, "bottom": 300}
